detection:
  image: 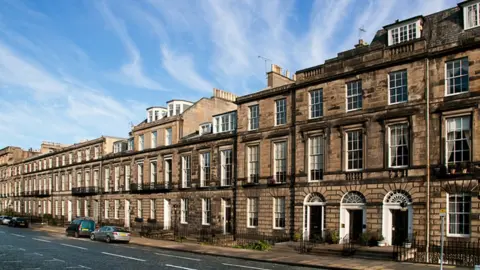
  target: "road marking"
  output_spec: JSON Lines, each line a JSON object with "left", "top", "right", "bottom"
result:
{"left": 222, "top": 263, "right": 271, "bottom": 270}
{"left": 101, "top": 252, "right": 146, "bottom": 262}
{"left": 155, "top": 252, "right": 201, "bottom": 261}
{"left": 18, "top": 248, "right": 26, "bottom": 251}
{"left": 66, "top": 266, "right": 92, "bottom": 270}
{"left": 32, "top": 238, "right": 51, "bottom": 243}
{"left": 78, "top": 265, "right": 92, "bottom": 269}
{"left": 45, "top": 258, "right": 65, "bottom": 262}
{"left": 5, "top": 261, "right": 22, "bottom": 263}
{"left": 165, "top": 265, "right": 197, "bottom": 270}
{"left": 60, "top": 243, "right": 87, "bottom": 250}
{"left": 32, "top": 252, "right": 43, "bottom": 256}
{"left": 11, "top": 233, "right": 25, "bottom": 238}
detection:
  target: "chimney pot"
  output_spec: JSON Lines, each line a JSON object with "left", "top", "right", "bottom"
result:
{"left": 271, "top": 64, "right": 282, "bottom": 74}
{"left": 285, "top": 70, "right": 290, "bottom": 78}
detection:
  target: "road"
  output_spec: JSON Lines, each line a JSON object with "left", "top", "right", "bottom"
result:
{"left": 0, "top": 225, "right": 323, "bottom": 270}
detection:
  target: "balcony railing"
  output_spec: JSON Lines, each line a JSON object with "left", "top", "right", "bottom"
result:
{"left": 130, "top": 182, "right": 172, "bottom": 194}
{"left": 72, "top": 186, "right": 103, "bottom": 196}
{"left": 36, "top": 189, "right": 51, "bottom": 197}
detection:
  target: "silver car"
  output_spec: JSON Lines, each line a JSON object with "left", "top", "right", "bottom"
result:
{"left": 90, "top": 226, "right": 130, "bottom": 243}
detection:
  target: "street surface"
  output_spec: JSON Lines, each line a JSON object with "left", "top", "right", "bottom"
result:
{"left": 0, "top": 226, "right": 322, "bottom": 270}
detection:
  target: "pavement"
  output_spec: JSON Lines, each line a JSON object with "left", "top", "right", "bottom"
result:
{"left": 4, "top": 224, "right": 470, "bottom": 270}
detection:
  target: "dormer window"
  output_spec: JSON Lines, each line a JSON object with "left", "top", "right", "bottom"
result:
{"left": 387, "top": 19, "right": 422, "bottom": 46}
{"left": 464, "top": 1, "right": 479, "bottom": 30}
{"left": 168, "top": 104, "right": 174, "bottom": 116}
{"left": 199, "top": 123, "right": 212, "bottom": 135}
{"left": 213, "top": 112, "right": 236, "bottom": 133}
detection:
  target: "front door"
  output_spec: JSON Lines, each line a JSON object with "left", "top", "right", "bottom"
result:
{"left": 309, "top": 206, "right": 323, "bottom": 240}
{"left": 224, "top": 199, "right": 232, "bottom": 234}
{"left": 124, "top": 200, "right": 130, "bottom": 228}
{"left": 67, "top": 200, "right": 73, "bottom": 222}
{"left": 392, "top": 209, "right": 408, "bottom": 245}
{"left": 349, "top": 210, "right": 363, "bottom": 241}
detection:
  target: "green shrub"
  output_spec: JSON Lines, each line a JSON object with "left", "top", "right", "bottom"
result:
{"left": 234, "top": 240, "right": 272, "bottom": 251}
{"left": 293, "top": 231, "right": 302, "bottom": 242}
{"left": 331, "top": 230, "right": 340, "bottom": 244}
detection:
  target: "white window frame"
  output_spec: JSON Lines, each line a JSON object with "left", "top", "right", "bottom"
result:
{"left": 247, "top": 197, "right": 259, "bottom": 228}
{"left": 464, "top": 1, "right": 480, "bottom": 30}
{"left": 202, "top": 198, "right": 211, "bottom": 225}
{"left": 69, "top": 153, "right": 73, "bottom": 164}
{"left": 85, "top": 171, "right": 90, "bottom": 187}
{"left": 114, "top": 166, "right": 119, "bottom": 191}
{"left": 273, "top": 141, "right": 287, "bottom": 183}
{"left": 275, "top": 99, "right": 286, "bottom": 126}
{"left": 346, "top": 80, "right": 362, "bottom": 112}
{"left": 124, "top": 165, "right": 130, "bottom": 191}
{"left": 308, "top": 136, "right": 324, "bottom": 182}
{"left": 137, "top": 163, "right": 144, "bottom": 184}
{"left": 447, "top": 193, "right": 471, "bottom": 237}
{"left": 309, "top": 89, "right": 323, "bottom": 119}
{"left": 164, "top": 157, "right": 172, "bottom": 187}
{"left": 77, "top": 151, "right": 81, "bottom": 163}
{"left": 151, "top": 131, "right": 157, "bottom": 148}
{"left": 388, "top": 124, "right": 409, "bottom": 168}
{"left": 165, "top": 128, "right": 172, "bottom": 146}
{"left": 104, "top": 200, "right": 109, "bottom": 219}
{"left": 273, "top": 197, "right": 286, "bottom": 229}
{"left": 114, "top": 200, "right": 119, "bottom": 219}
{"left": 445, "top": 58, "right": 469, "bottom": 96}
{"left": 104, "top": 168, "right": 110, "bottom": 192}
{"left": 139, "top": 135, "right": 144, "bottom": 151}
{"left": 213, "top": 112, "right": 237, "bottom": 133}
{"left": 249, "top": 105, "right": 259, "bottom": 130}
{"left": 345, "top": 130, "right": 363, "bottom": 171}
{"left": 445, "top": 116, "right": 471, "bottom": 165}
{"left": 388, "top": 70, "right": 408, "bottom": 105}
{"left": 387, "top": 19, "right": 421, "bottom": 46}
{"left": 86, "top": 148, "right": 90, "bottom": 161}
{"left": 200, "top": 152, "right": 210, "bottom": 187}
{"left": 150, "top": 199, "right": 155, "bottom": 219}
{"left": 49, "top": 158, "right": 52, "bottom": 168}
{"left": 150, "top": 161, "right": 157, "bottom": 184}
{"left": 94, "top": 146, "right": 99, "bottom": 159}
{"left": 221, "top": 149, "right": 233, "bottom": 186}
{"left": 247, "top": 145, "right": 260, "bottom": 183}
{"left": 181, "top": 198, "right": 188, "bottom": 224}
{"left": 137, "top": 199, "right": 142, "bottom": 218}
{"left": 181, "top": 156, "right": 191, "bottom": 188}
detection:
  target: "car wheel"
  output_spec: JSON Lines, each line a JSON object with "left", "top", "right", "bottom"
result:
{"left": 106, "top": 236, "right": 111, "bottom": 243}
{"left": 74, "top": 232, "right": 79, "bottom": 238}
{"left": 90, "top": 234, "right": 95, "bottom": 241}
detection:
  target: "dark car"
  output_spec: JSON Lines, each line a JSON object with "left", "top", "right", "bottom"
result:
{"left": 8, "top": 217, "right": 29, "bottom": 228}
{"left": 90, "top": 226, "right": 130, "bottom": 243}
{"left": 65, "top": 218, "right": 95, "bottom": 238}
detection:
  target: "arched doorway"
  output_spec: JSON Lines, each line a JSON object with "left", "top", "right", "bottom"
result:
{"left": 339, "top": 191, "right": 366, "bottom": 243}
{"left": 382, "top": 190, "right": 413, "bottom": 245}
{"left": 302, "top": 193, "right": 326, "bottom": 240}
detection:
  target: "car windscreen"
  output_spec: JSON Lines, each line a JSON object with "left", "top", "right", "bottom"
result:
{"left": 16, "top": 218, "right": 26, "bottom": 222}
{"left": 113, "top": 227, "right": 129, "bottom": 233}
{"left": 80, "top": 220, "right": 95, "bottom": 230}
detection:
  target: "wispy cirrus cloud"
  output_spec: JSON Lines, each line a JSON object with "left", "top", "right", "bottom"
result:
{"left": 95, "top": 1, "right": 164, "bottom": 91}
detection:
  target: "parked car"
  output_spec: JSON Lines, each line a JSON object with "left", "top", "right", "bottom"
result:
{"left": 65, "top": 217, "right": 95, "bottom": 238}
{"left": 90, "top": 226, "right": 131, "bottom": 243}
{"left": 1, "top": 216, "right": 12, "bottom": 225}
{"left": 8, "top": 217, "right": 29, "bottom": 228}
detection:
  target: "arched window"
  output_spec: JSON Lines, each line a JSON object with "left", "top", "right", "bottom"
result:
{"left": 305, "top": 192, "right": 325, "bottom": 204}
{"left": 384, "top": 190, "right": 412, "bottom": 204}
{"left": 342, "top": 191, "right": 366, "bottom": 204}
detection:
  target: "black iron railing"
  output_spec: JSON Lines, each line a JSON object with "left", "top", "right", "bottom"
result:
{"left": 130, "top": 182, "right": 172, "bottom": 193}
{"left": 72, "top": 186, "right": 103, "bottom": 196}
{"left": 394, "top": 239, "right": 480, "bottom": 267}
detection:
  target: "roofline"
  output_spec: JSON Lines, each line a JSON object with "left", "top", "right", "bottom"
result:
{"left": 146, "top": 106, "right": 167, "bottom": 110}
{"left": 166, "top": 99, "right": 194, "bottom": 104}
{"left": 212, "top": 110, "right": 237, "bottom": 118}
{"left": 383, "top": 15, "right": 423, "bottom": 29}
{"left": 458, "top": 0, "right": 477, "bottom": 7}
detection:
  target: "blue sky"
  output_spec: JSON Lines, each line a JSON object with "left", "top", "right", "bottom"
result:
{"left": 0, "top": 0, "right": 458, "bottom": 149}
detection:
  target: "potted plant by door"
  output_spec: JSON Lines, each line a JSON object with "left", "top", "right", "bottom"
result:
{"left": 460, "top": 162, "right": 469, "bottom": 174}
{"left": 448, "top": 164, "right": 456, "bottom": 175}
{"left": 377, "top": 235, "right": 386, "bottom": 247}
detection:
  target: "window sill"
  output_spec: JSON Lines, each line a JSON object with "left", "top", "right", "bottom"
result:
{"left": 388, "top": 101, "right": 408, "bottom": 106}
{"left": 202, "top": 223, "right": 210, "bottom": 226}
{"left": 242, "top": 182, "right": 259, "bottom": 188}
{"left": 273, "top": 227, "right": 285, "bottom": 230}
{"left": 180, "top": 222, "right": 188, "bottom": 225}
{"left": 247, "top": 226, "right": 257, "bottom": 229}
{"left": 444, "top": 91, "right": 469, "bottom": 98}
{"left": 346, "top": 108, "right": 362, "bottom": 113}
{"left": 446, "top": 234, "right": 470, "bottom": 238}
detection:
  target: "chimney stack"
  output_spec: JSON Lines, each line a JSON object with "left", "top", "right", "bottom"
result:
{"left": 355, "top": 39, "right": 367, "bottom": 48}
{"left": 267, "top": 64, "right": 295, "bottom": 88}
{"left": 271, "top": 64, "right": 282, "bottom": 74}
{"left": 285, "top": 70, "right": 290, "bottom": 78}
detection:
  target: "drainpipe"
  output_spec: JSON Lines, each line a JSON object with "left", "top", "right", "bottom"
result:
{"left": 233, "top": 128, "right": 238, "bottom": 240}
{"left": 425, "top": 56, "right": 431, "bottom": 249}
{"left": 290, "top": 88, "right": 296, "bottom": 241}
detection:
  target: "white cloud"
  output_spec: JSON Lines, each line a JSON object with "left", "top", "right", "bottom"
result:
{"left": 161, "top": 46, "right": 213, "bottom": 93}
{"left": 96, "top": 1, "right": 164, "bottom": 91}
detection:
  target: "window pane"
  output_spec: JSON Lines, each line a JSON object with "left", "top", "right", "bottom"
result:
{"left": 445, "top": 58, "right": 469, "bottom": 95}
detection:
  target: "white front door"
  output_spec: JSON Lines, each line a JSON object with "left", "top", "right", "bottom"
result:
{"left": 222, "top": 199, "right": 232, "bottom": 234}
{"left": 67, "top": 200, "right": 73, "bottom": 221}
{"left": 164, "top": 199, "right": 171, "bottom": 230}
{"left": 125, "top": 200, "right": 130, "bottom": 228}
